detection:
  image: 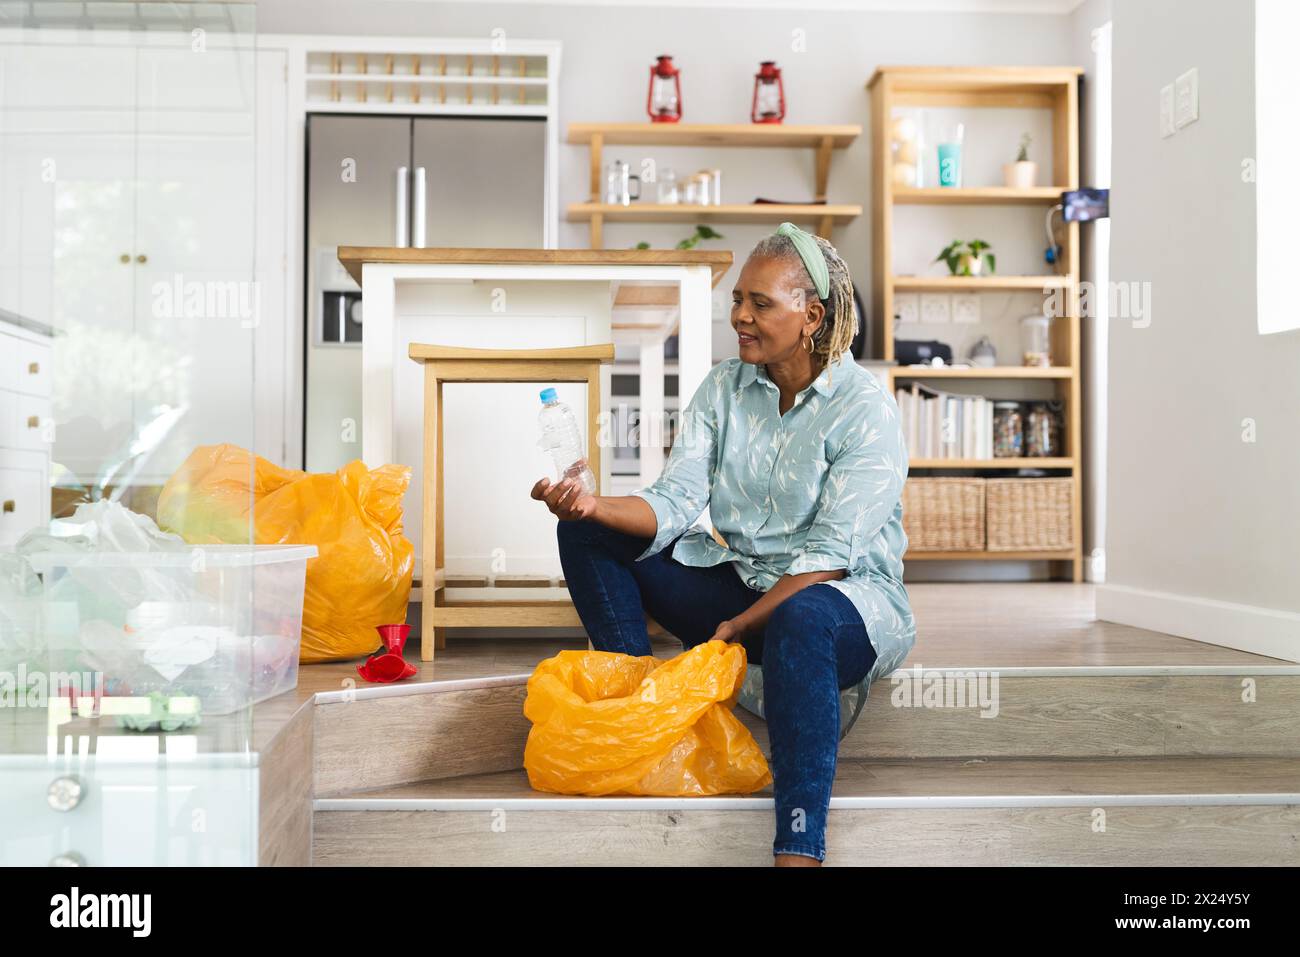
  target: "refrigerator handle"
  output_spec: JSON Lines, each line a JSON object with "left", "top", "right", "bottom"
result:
{"left": 412, "top": 166, "right": 427, "bottom": 248}
{"left": 395, "top": 165, "right": 409, "bottom": 248}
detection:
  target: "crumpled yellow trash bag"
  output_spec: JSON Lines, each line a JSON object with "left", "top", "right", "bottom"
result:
{"left": 156, "top": 444, "right": 414, "bottom": 663}
{"left": 523, "top": 640, "right": 772, "bottom": 796}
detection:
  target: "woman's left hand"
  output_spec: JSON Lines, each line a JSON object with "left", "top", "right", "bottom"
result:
{"left": 710, "top": 618, "right": 746, "bottom": 644}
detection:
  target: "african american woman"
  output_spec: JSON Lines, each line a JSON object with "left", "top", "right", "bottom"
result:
{"left": 531, "top": 222, "right": 914, "bottom": 866}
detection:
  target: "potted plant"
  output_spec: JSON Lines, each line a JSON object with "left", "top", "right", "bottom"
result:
{"left": 935, "top": 239, "right": 996, "bottom": 277}
{"left": 1003, "top": 133, "right": 1037, "bottom": 189}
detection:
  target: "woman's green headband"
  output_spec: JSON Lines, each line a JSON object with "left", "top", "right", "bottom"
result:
{"left": 776, "top": 222, "right": 830, "bottom": 301}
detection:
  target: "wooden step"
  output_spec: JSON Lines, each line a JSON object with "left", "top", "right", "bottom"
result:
{"left": 313, "top": 756, "right": 1300, "bottom": 866}
{"left": 312, "top": 676, "right": 530, "bottom": 797}
{"left": 815, "top": 669, "right": 1300, "bottom": 760}
{"left": 312, "top": 667, "right": 1300, "bottom": 796}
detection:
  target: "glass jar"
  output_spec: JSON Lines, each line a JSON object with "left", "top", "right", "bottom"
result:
{"left": 890, "top": 109, "right": 924, "bottom": 187}
{"left": 682, "top": 172, "right": 710, "bottom": 206}
{"left": 680, "top": 176, "right": 699, "bottom": 205}
{"left": 993, "top": 401, "right": 1023, "bottom": 458}
{"left": 695, "top": 171, "right": 713, "bottom": 206}
{"left": 1025, "top": 402, "right": 1062, "bottom": 457}
{"left": 1020, "top": 315, "right": 1052, "bottom": 367}
{"left": 656, "top": 168, "right": 679, "bottom": 205}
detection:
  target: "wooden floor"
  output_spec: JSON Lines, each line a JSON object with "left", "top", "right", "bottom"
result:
{"left": 297, "top": 583, "right": 1292, "bottom": 696}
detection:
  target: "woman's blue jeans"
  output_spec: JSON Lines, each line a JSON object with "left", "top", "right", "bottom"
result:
{"left": 556, "top": 518, "right": 877, "bottom": 862}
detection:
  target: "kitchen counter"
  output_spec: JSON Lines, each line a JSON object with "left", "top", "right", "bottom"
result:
{"left": 336, "top": 245, "right": 732, "bottom": 287}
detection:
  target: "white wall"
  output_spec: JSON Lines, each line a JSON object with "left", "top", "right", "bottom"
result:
{"left": 1098, "top": 0, "right": 1300, "bottom": 660}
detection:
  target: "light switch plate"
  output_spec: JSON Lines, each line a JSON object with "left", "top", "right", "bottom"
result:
{"left": 1159, "top": 83, "right": 1176, "bottom": 138}
{"left": 920, "top": 293, "right": 951, "bottom": 324}
{"left": 1175, "top": 67, "right": 1199, "bottom": 128}
{"left": 894, "top": 293, "right": 920, "bottom": 324}
{"left": 951, "top": 294, "right": 981, "bottom": 324}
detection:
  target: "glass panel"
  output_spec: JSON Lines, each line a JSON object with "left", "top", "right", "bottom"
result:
{"left": 0, "top": 1, "right": 266, "bottom": 866}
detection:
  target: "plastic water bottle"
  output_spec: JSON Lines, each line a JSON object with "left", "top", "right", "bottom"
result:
{"left": 538, "top": 387, "right": 597, "bottom": 495}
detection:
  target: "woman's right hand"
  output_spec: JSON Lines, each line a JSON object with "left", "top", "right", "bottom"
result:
{"left": 531, "top": 476, "right": 598, "bottom": 522}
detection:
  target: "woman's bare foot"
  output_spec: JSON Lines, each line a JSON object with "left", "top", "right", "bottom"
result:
{"left": 774, "top": 854, "right": 822, "bottom": 867}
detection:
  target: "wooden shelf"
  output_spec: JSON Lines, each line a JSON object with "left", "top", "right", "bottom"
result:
{"left": 869, "top": 65, "right": 1083, "bottom": 91}
{"left": 889, "top": 366, "right": 1073, "bottom": 379}
{"left": 906, "top": 549, "right": 1075, "bottom": 562}
{"left": 909, "top": 458, "right": 1075, "bottom": 469}
{"left": 570, "top": 121, "right": 861, "bottom": 247}
{"left": 892, "top": 275, "right": 1070, "bottom": 292}
{"left": 893, "top": 186, "right": 1066, "bottom": 205}
{"left": 567, "top": 123, "right": 860, "bottom": 149}
{"left": 566, "top": 202, "right": 861, "bottom": 226}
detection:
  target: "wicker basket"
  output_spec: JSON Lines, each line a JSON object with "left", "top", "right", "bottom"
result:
{"left": 902, "top": 478, "right": 985, "bottom": 551}
{"left": 986, "top": 478, "right": 1073, "bottom": 551}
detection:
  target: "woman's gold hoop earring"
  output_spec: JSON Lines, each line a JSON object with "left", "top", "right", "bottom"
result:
{"left": 803, "top": 333, "right": 815, "bottom": 354}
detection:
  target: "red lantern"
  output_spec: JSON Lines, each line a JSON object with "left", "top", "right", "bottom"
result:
{"left": 751, "top": 60, "right": 785, "bottom": 124}
{"left": 646, "top": 55, "right": 682, "bottom": 123}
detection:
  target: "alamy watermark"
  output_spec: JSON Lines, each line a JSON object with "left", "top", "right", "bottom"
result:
{"left": 1044, "top": 280, "right": 1153, "bottom": 329}
{"left": 0, "top": 666, "right": 103, "bottom": 709}
{"left": 151, "top": 273, "right": 261, "bottom": 328}
{"left": 889, "top": 664, "right": 1000, "bottom": 718}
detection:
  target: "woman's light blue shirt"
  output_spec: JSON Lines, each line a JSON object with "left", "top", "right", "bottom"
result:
{"left": 631, "top": 352, "right": 914, "bottom": 683}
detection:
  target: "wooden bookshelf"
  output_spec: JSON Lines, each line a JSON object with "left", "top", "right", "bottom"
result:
{"left": 567, "top": 122, "right": 860, "bottom": 149}
{"left": 892, "top": 275, "right": 1071, "bottom": 292}
{"left": 566, "top": 122, "right": 862, "bottom": 247}
{"left": 891, "top": 366, "right": 1073, "bottom": 379}
{"left": 909, "top": 458, "right": 1073, "bottom": 469}
{"left": 893, "top": 186, "right": 1065, "bottom": 205}
{"left": 868, "top": 65, "right": 1085, "bottom": 579}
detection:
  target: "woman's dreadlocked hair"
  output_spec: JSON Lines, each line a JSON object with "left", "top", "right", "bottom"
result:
{"left": 749, "top": 229, "right": 858, "bottom": 380}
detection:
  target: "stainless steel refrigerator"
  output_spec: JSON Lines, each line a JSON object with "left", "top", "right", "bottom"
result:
{"left": 304, "top": 114, "right": 546, "bottom": 472}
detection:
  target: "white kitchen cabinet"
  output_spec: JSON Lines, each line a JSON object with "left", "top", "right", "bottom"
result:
{"left": 0, "top": 451, "right": 46, "bottom": 548}
{"left": 0, "top": 316, "right": 53, "bottom": 546}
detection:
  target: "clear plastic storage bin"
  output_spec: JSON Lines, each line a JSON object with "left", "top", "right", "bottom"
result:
{"left": 26, "top": 545, "right": 317, "bottom": 716}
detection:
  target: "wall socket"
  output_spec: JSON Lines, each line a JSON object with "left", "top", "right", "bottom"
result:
{"left": 951, "top": 294, "right": 981, "bottom": 324}
{"left": 1175, "top": 67, "right": 1199, "bottom": 128}
{"left": 894, "top": 293, "right": 920, "bottom": 324}
{"left": 920, "top": 294, "right": 951, "bottom": 324}
{"left": 1159, "top": 83, "right": 1176, "bottom": 138}
{"left": 1160, "top": 68, "right": 1198, "bottom": 138}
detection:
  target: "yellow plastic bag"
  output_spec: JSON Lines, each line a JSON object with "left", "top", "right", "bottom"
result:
{"left": 523, "top": 640, "right": 772, "bottom": 796}
{"left": 156, "top": 444, "right": 414, "bottom": 663}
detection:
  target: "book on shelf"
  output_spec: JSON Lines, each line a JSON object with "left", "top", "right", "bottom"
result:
{"left": 895, "top": 381, "right": 994, "bottom": 461}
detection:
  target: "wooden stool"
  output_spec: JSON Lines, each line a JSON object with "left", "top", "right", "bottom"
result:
{"left": 408, "top": 343, "right": 615, "bottom": 661}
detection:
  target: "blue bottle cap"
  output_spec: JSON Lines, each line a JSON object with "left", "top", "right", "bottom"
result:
{"left": 539, "top": 387, "right": 558, "bottom": 403}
